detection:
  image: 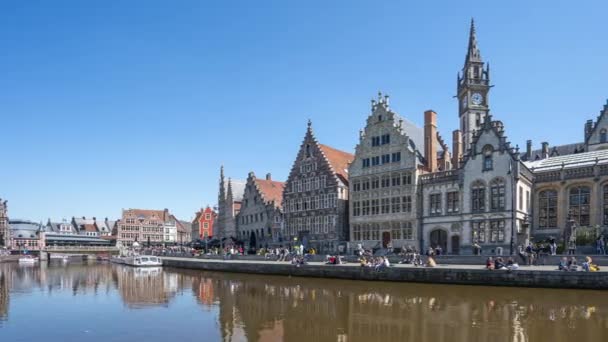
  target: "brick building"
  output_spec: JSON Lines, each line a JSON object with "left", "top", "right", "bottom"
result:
{"left": 193, "top": 206, "right": 217, "bottom": 240}
{"left": 117, "top": 208, "right": 174, "bottom": 247}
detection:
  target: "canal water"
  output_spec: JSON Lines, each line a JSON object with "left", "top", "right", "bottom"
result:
{"left": 0, "top": 262, "right": 606, "bottom": 341}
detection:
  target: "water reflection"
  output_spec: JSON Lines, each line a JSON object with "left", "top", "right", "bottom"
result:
{"left": 1, "top": 263, "right": 607, "bottom": 341}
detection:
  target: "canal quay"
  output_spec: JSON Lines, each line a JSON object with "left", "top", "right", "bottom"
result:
{"left": 1, "top": 261, "right": 607, "bottom": 342}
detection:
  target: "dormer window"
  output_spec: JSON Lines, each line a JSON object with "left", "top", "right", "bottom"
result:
{"left": 601, "top": 129, "right": 607, "bottom": 143}
{"left": 378, "top": 115, "right": 382, "bottom": 122}
{"left": 482, "top": 145, "right": 493, "bottom": 171}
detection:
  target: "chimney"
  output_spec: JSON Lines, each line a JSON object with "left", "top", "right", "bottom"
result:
{"left": 541, "top": 142, "right": 549, "bottom": 159}
{"left": 452, "top": 130, "right": 463, "bottom": 168}
{"left": 424, "top": 110, "right": 438, "bottom": 172}
{"left": 585, "top": 120, "right": 593, "bottom": 140}
{"left": 266, "top": 173, "right": 272, "bottom": 181}
{"left": 526, "top": 140, "right": 532, "bottom": 160}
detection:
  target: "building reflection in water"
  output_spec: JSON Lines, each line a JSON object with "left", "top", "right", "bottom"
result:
{"left": 1, "top": 263, "right": 608, "bottom": 341}
{"left": 187, "top": 270, "right": 608, "bottom": 342}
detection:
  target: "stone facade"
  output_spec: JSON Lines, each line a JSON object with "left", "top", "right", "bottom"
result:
{"left": 348, "top": 94, "right": 425, "bottom": 251}
{"left": 283, "top": 121, "right": 353, "bottom": 253}
{"left": 216, "top": 166, "right": 245, "bottom": 240}
{"left": 0, "top": 199, "right": 8, "bottom": 247}
{"left": 236, "top": 172, "right": 285, "bottom": 249}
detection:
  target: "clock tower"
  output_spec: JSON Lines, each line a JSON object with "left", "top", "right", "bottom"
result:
{"left": 457, "top": 19, "right": 491, "bottom": 151}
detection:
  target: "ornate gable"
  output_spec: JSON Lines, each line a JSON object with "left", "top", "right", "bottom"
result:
{"left": 585, "top": 99, "right": 608, "bottom": 150}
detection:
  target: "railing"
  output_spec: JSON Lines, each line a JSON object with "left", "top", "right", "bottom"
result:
{"left": 44, "top": 246, "right": 118, "bottom": 251}
{"left": 420, "top": 170, "right": 459, "bottom": 183}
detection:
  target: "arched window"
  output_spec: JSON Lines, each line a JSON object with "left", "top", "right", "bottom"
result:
{"left": 539, "top": 190, "right": 558, "bottom": 229}
{"left": 305, "top": 144, "right": 311, "bottom": 158}
{"left": 490, "top": 178, "right": 506, "bottom": 210}
{"left": 569, "top": 186, "right": 590, "bottom": 226}
{"left": 601, "top": 129, "right": 607, "bottom": 143}
{"left": 482, "top": 145, "right": 493, "bottom": 171}
{"left": 471, "top": 181, "right": 486, "bottom": 212}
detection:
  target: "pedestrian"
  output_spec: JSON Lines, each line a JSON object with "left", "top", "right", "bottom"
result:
{"left": 596, "top": 236, "right": 605, "bottom": 255}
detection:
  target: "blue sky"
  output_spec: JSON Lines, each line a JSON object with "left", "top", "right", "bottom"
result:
{"left": 1, "top": 1, "right": 607, "bottom": 222}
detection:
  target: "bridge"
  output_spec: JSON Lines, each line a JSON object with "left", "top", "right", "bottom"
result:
{"left": 43, "top": 246, "right": 118, "bottom": 254}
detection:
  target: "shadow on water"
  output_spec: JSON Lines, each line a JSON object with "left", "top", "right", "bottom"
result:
{"left": 1, "top": 263, "right": 607, "bottom": 342}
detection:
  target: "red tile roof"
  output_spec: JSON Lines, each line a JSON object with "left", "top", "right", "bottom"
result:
{"left": 124, "top": 209, "right": 168, "bottom": 221}
{"left": 83, "top": 224, "right": 98, "bottom": 233}
{"left": 255, "top": 178, "right": 285, "bottom": 208}
{"left": 319, "top": 144, "right": 354, "bottom": 184}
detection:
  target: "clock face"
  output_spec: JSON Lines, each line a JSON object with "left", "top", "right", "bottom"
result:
{"left": 471, "top": 93, "right": 483, "bottom": 105}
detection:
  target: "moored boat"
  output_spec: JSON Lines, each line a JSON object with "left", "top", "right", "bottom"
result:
{"left": 123, "top": 255, "right": 162, "bottom": 267}
{"left": 18, "top": 255, "right": 39, "bottom": 264}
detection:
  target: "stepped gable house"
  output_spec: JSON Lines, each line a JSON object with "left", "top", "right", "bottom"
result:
{"left": 283, "top": 120, "right": 354, "bottom": 253}
{"left": 118, "top": 208, "right": 174, "bottom": 247}
{"left": 192, "top": 206, "right": 217, "bottom": 240}
{"left": 349, "top": 93, "right": 428, "bottom": 251}
{"left": 237, "top": 172, "right": 285, "bottom": 249}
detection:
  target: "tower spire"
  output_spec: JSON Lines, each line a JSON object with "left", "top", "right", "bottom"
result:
{"left": 465, "top": 18, "right": 482, "bottom": 65}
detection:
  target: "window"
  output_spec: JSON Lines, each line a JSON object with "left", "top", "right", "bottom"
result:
{"left": 391, "top": 152, "right": 401, "bottom": 163}
{"left": 402, "top": 221, "right": 413, "bottom": 240}
{"left": 472, "top": 221, "right": 486, "bottom": 243}
{"left": 601, "top": 129, "right": 607, "bottom": 143}
{"left": 371, "top": 199, "right": 379, "bottom": 215}
{"left": 391, "top": 197, "right": 401, "bottom": 213}
{"left": 391, "top": 174, "right": 401, "bottom": 187}
{"left": 362, "top": 200, "right": 370, "bottom": 216}
{"left": 205, "top": 214, "right": 211, "bottom": 220}
{"left": 306, "top": 144, "right": 311, "bottom": 158}
{"left": 372, "top": 156, "right": 380, "bottom": 166}
{"left": 381, "top": 198, "right": 390, "bottom": 214}
{"left": 402, "top": 196, "right": 412, "bottom": 213}
{"left": 353, "top": 224, "right": 361, "bottom": 241}
{"left": 381, "top": 176, "right": 390, "bottom": 188}
{"left": 353, "top": 181, "right": 361, "bottom": 192}
{"left": 362, "top": 158, "right": 370, "bottom": 168}
{"left": 402, "top": 173, "right": 412, "bottom": 185}
{"left": 538, "top": 189, "right": 558, "bottom": 229}
{"left": 482, "top": 145, "right": 493, "bottom": 171}
{"left": 430, "top": 194, "right": 442, "bottom": 215}
{"left": 381, "top": 154, "right": 390, "bottom": 164}
{"left": 569, "top": 186, "right": 590, "bottom": 226}
{"left": 518, "top": 186, "right": 523, "bottom": 210}
{"left": 490, "top": 179, "right": 506, "bottom": 210}
{"left": 372, "top": 136, "right": 380, "bottom": 147}
{"left": 489, "top": 220, "right": 505, "bottom": 242}
{"left": 371, "top": 177, "right": 379, "bottom": 189}
{"left": 381, "top": 134, "right": 390, "bottom": 145}
{"left": 446, "top": 191, "right": 459, "bottom": 213}
{"left": 353, "top": 201, "right": 361, "bottom": 216}
{"left": 471, "top": 181, "right": 486, "bottom": 212}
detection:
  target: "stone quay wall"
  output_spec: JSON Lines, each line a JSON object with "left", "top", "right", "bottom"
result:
{"left": 162, "top": 258, "right": 608, "bottom": 290}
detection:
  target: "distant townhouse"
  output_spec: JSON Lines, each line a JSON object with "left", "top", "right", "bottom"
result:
{"left": 237, "top": 172, "right": 285, "bottom": 250}
{"left": 192, "top": 206, "right": 217, "bottom": 240}
{"left": 216, "top": 166, "right": 246, "bottom": 240}
{"left": 8, "top": 220, "right": 44, "bottom": 252}
{"left": 44, "top": 218, "right": 112, "bottom": 247}
{"left": 118, "top": 209, "right": 173, "bottom": 247}
{"left": 283, "top": 121, "right": 353, "bottom": 253}
{"left": 176, "top": 219, "right": 191, "bottom": 245}
{"left": 0, "top": 199, "right": 8, "bottom": 247}
{"left": 349, "top": 94, "right": 427, "bottom": 252}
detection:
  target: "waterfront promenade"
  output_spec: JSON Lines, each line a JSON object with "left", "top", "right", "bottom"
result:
{"left": 162, "top": 256, "right": 608, "bottom": 290}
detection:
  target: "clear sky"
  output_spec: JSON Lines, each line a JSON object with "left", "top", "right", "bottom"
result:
{"left": 1, "top": 1, "right": 607, "bottom": 222}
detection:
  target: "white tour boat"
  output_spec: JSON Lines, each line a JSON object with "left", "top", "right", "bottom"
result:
{"left": 123, "top": 255, "right": 162, "bottom": 267}
{"left": 18, "top": 255, "right": 39, "bottom": 264}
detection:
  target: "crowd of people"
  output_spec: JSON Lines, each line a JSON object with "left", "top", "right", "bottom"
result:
{"left": 558, "top": 256, "right": 600, "bottom": 272}
{"left": 485, "top": 257, "right": 519, "bottom": 270}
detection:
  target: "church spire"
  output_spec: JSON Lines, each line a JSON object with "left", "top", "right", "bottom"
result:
{"left": 465, "top": 18, "right": 482, "bottom": 65}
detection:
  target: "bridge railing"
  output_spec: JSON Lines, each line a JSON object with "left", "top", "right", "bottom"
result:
{"left": 44, "top": 246, "right": 118, "bottom": 251}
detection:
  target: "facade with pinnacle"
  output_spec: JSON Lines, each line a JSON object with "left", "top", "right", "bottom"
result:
{"left": 283, "top": 121, "right": 354, "bottom": 253}
{"left": 216, "top": 166, "right": 246, "bottom": 241}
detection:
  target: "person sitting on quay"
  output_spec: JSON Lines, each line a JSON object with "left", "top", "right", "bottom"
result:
{"left": 426, "top": 256, "right": 437, "bottom": 267}
{"left": 558, "top": 257, "right": 569, "bottom": 271}
{"left": 486, "top": 257, "right": 495, "bottom": 270}
{"left": 506, "top": 257, "right": 519, "bottom": 270}
{"left": 582, "top": 256, "right": 600, "bottom": 272}
{"left": 568, "top": 256, "right": 578, "bottom": 271}
{"left": 494, "top": 257, "right": 507, "bottom": 270}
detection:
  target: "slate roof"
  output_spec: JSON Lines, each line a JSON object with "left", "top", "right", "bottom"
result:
{"left": 254, "top": 178, "right": 285, "bottom": 208}
{"left": 394, "top": 114, "right": 424, "bottom": 152}
{"left": 528, "top": 142, "right": 585, "bottom": 161}
{"left": 9, "top": 220, "right": 42, "bottom": 239}
{"left": 224, "top": 179, "right": 246, "bottom": 202}
{"left": 124, "top": 209, "right": 168, "bottom": 222}
{"left": 319, "top": 144, "right": 355, "bottom": 184}
{"left": 524, "top": 149, "right": 608, "bottom": 172}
